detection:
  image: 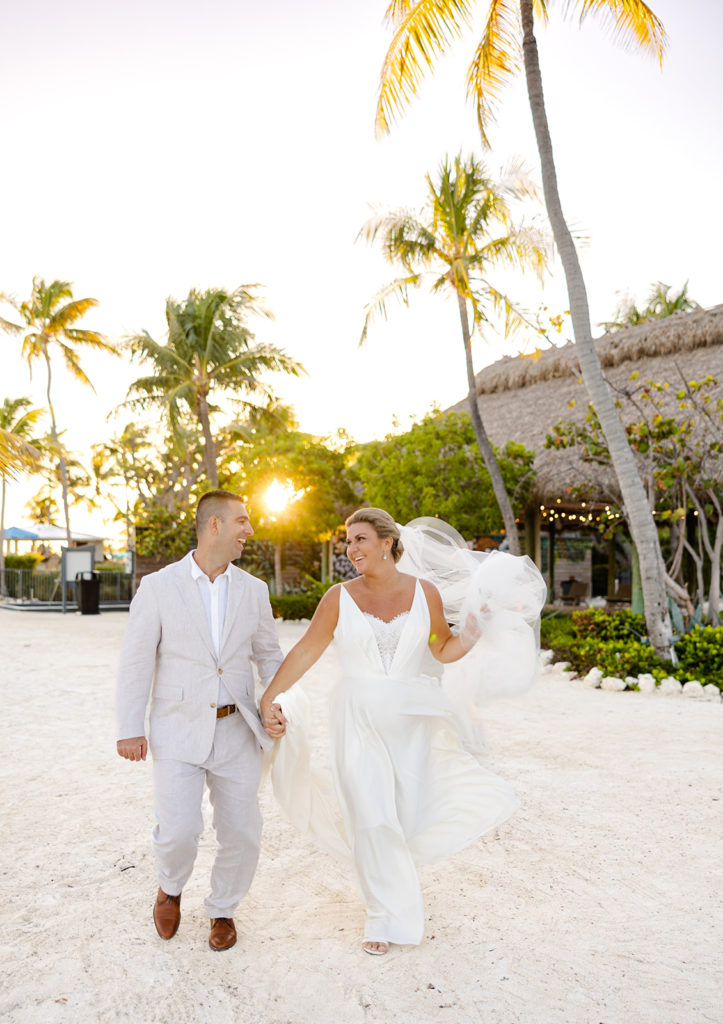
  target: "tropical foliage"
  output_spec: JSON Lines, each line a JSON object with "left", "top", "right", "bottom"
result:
{"left": 1, "top": 277, "right": 115, "bottom": 546}
{"left": 374, "top": 0, "right": 674, "bottom": 658}
{"left": 601, "top": 281, "right": 700, "bottom": 332}
{"left": 126, "top": 287, "right": 304, "bottom": 487}
{"left": 354, "top": 409, "right": 535, "bottom": 538}
{"left": 360, "top": 152, "right": 545, "bottom": 554}
{"left": 546, "top": 374, "right": 723, "bottom": 623}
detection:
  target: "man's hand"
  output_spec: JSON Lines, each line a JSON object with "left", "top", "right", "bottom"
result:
{"left": 117, "top": 737, "right": 148, "bottom": 762}
{"left": 260, "top": 696, "right": 287, "bottom": 739}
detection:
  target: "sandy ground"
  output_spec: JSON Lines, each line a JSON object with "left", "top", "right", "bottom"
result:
{"left": 0, "top": 608, "right": 721, "bottom": 1024}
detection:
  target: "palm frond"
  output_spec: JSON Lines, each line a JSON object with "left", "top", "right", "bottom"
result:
{"left": 466, "top": 0, "right": 522, "bottom": 146}
{"left": 376, "top": 0, "right": 476, "bottom": 137}
{"left": 572, "top": 0, "right": 666, "bottom": 62}
{"left": 360, "top": 275, "right": 423, "bottom": 346}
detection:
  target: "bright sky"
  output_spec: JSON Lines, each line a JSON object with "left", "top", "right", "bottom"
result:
{"left": 2, "top": 0, "right": 722, "bottom": 534}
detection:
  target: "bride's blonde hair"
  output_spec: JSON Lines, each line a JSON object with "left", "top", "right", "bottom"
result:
{"left": 345, "top": 508, "right": 404, "bottom": 563}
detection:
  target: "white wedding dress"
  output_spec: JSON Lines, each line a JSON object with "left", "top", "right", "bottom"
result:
{"left": 271, "top": 576, "right": 525, "bottom": 946}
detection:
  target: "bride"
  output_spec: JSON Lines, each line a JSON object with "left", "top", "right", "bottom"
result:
{"left": 260, "top": 507, "right": 545, "bottom": 955}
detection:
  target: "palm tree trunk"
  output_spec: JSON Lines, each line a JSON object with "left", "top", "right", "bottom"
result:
{"left": 519, "top": 0, "right": 673, "bottom": 658}
{"left": 0, "top": 474, "right": 6, "bottom": 595}
{"left": 44, "top": 351, "right": 72, "bottom": 549}
{"left": 274, "top": 542, "right": 283, "bottom": 595}
{"left": 457, "top": 291, "right": 521, "bottom": 555}
{"left": 197, "top": 395, "right": 219, "bottom": 487}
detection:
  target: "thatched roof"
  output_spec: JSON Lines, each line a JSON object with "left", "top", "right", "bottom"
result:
{"left": 449, "top": 304, "right": 723, "bottom": 505}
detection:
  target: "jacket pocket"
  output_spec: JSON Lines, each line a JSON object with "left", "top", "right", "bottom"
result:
{"left": 154, "top": 684, "right": 183, "bottom": 701}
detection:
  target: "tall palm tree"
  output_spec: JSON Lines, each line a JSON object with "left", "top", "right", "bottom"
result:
{"left": 126, "top": 286, "right": 305, "bottom": 487}
{"left": 1, "top": 278, "right": 116, "bottom": 548}
{"left": 360, "top": 152, "right": 546, "bottom": 554}
{"left": 376, "top": 0, "right": 674, "bottom": 659}
{"left": 0, "top": 397, "right": 43, "bottom": 587}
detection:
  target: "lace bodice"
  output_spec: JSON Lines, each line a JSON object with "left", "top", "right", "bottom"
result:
{"left": 362, "top": 612, "right": 410, "bottom": 673}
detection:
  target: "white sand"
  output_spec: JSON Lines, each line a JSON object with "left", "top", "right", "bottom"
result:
{"left": 0, "top": 609, "right": 721, "bottom": 1024}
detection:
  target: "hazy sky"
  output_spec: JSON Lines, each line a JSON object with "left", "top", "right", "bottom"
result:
{"left": 2, "top": 0, "right": 722, "bottom": 531}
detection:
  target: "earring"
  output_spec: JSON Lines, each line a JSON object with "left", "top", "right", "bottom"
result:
{"left": 383, "top": 553, "right": 388, "bottom": 560}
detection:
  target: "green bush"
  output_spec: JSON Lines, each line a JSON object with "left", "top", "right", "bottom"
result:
{"left": 270, "top": 592, "right": 320, "bottom": 620}
{"left": 572, "top": 608, "right": 646, "bottom": 641}
{"left": 540, "top": 614, "right": 576, "bottom": 650}
{"left": 3, "top": 553, "right": 44, "bottom": 570}
{"left": 675, "top": 626, "right": 723, "bottom": 690}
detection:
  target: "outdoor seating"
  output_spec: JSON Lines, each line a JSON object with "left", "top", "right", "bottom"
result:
{"left": 606, "top": 582, "right": 632, "bottom": 607}
{"left": 560, "top": 580, "right": 588, "bottom": 605}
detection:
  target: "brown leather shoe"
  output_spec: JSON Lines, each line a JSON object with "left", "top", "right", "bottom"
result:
{"left": 209, "top": 917, "right": 237, "bottom": 951}
{"left": 153, "top": 888, "right": 181, "bottom": 939}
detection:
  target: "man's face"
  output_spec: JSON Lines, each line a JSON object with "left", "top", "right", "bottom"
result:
{"left": 213, "top": 500, "right": 254, "bottom": 562}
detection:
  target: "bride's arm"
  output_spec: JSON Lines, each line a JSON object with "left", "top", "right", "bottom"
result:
{"left": 421, "top": 580, "right": 477, "bottom": 664}
{"left": 260, "top": 585, "right": 341, "bottom": 728}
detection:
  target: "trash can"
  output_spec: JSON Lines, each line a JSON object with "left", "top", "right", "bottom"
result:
{"left": 76, "top": 571, "right": 101, "bottom": 615}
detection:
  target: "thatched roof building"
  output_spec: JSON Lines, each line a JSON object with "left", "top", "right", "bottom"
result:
{"left": 450, "top": 304, "right": 723, "bottom": 506}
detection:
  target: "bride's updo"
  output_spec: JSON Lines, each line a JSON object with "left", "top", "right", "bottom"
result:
{"left": 346, "top": 508, "right": 404, "bottom": 563}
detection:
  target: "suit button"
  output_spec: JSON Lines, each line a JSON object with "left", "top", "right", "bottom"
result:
{"left": 218, "top": 668, "right": 223, "bottom": 675}
{"left": 210, "top": 702, "right": 216, "bottom": 709}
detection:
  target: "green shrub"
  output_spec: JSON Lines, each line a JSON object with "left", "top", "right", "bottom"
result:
{"left": 3, "top": 553, "right": 44, "bottom": 570}
{"left": 540, "top": 613, "right": 576, "bottom": 650}
{"left": 270, "top": 592, "right": 320, "bottom": 620}
{"left": 572, "top": 608, "right": 646, "bottom": 641}
{"left": 675, "top": 626, "right": 723, "bottom": 690}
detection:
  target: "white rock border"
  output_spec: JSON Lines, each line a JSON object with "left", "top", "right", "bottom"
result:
{"left": 538, "top": 651, "right": 721, "bottom": 702}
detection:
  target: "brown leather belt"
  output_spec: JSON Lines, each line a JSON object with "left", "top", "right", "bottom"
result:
{"left": 216, "top": 704, "right": 236, "bottom": 719}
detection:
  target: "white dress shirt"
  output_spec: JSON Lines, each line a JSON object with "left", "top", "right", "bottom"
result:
{"left": 188, "top": 551, "right": 235, "bottom": 706}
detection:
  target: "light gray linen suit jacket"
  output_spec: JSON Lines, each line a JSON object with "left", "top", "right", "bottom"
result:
{"left": 116, "top": 554, "right": 283, "bottom": 762}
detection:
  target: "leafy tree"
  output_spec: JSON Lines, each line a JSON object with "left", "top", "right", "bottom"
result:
{"left": 229, "top": 431, "right": 357, "bottom": 593}
{"left": 354, "top": 409, "right": 535, "bottom": 538}
{"left": 0, "top": 397, "right": 43, "bottom": 587}
{"left": 27, "top": 431, "right": 92, "bottom": 526}
{"left": 375, "top": 0, "right": 674, "bottom": 658}
{"left": 126, "top": 286, "right": 304, "bottom": 487}
{"left": 1, "top": 277, "right": 116, "bottom": 547}
{"left": 546, "top": 375, "right": 723, "bottom": 623}
{"left": 360, "top": 152, "right": 545, "bottom": 554}
{"left": 601, "top": 281, "right": 700, "bottom": 332}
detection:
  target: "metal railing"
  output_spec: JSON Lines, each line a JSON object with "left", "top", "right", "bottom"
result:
{"left": 0, "top": 569, "right": 134, "bottom": 606}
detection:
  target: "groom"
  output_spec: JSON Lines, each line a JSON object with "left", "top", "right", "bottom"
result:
{"left": 116, "top": 489, "right": 284, "bottom": 951}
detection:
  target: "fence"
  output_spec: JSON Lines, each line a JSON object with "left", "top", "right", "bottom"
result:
{"left": 0, "top": 569, "right": 134, "bottom": 607}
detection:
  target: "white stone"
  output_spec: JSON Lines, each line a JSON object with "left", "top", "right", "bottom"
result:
{"left": 625, "top": 676, "right": 638, "bottom": 688}
{"left": 702, "top": 683, "right": 722, "bottom": 702}
{"left": 555, "top": 661, "right": 570, "bottom": 672}
{"left": 636, "top": 675, "right": 657, "bottom": 694}
{"left": 682, "top": 680, "right": 705, "bottom": 698}
{"left": 539, "top": 649, "right": 554, "bottom": 666}
{"left": 601, "top": 676, "right": 626, "bottom": 692}
{"left": 581, "top": 667, "right": 603, "bottom": 688}
{"left": 658, "top": 676, "right": 682, "bottom": 696}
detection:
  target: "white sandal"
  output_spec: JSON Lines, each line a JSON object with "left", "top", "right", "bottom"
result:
{"left": 362, "top": 940, "right": 389, "bottom": 955}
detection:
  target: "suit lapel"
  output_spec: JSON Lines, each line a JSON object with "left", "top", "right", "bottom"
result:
{"left": 174, "top": 560, "right": 216, "bottom": 660}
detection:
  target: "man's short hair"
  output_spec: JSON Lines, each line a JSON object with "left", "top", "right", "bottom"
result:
{"left": 195, "top": 490, "right": 245, "bottom": 536}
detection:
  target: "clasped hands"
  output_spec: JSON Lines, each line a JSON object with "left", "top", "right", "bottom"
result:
{"left": 261, "top": 695, "right": 286, "bottom": 739}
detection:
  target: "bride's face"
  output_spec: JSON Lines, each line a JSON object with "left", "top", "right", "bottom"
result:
{"left": 346, "top": 522, "right": 391, "bottom": 573}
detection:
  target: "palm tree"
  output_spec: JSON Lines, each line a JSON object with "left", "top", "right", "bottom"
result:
{"left": 1, "top": 278, "right": 116, "bottom": 548}
{"left": 375, "top": 0, "right": 674, "bottom": 659}
{"left": 601, "top": 281, "right": 700, "bottom": 331}
{"left": 0, "top": 397, "right": 43, "bottom": 588}
{"left": 126, "top": 286, "right": 305, "bottom": 488}
{"left": 360, "top": 153, "right": 546, "bottom": 554}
